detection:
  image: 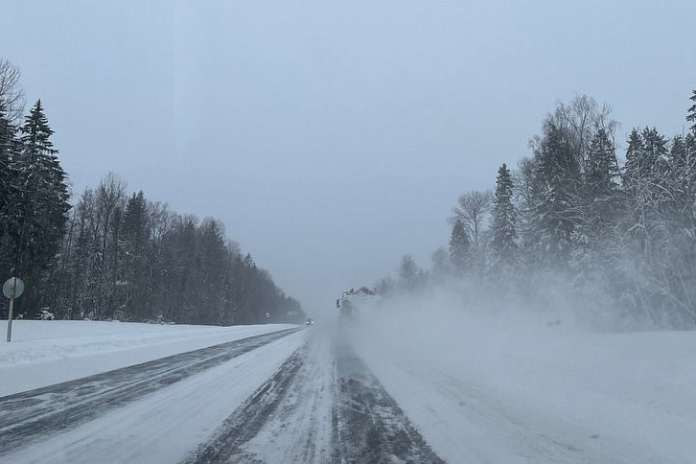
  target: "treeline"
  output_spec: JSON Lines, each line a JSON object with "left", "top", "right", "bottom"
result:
{"left": 0, "top": 58, "right": 304, "bottom": 325}
{"left": 380, "top": 88, "right": 696, "bottom": 329}
{"left": 47, "top": 176, "right": 304, "bottom": 325}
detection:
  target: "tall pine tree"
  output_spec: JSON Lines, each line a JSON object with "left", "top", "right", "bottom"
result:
{"left": 532, "top": 120, "right": 582, "bottom": 265}
{"left": 121, "top": 191, "right": 151, "bottom": 320}
{"left": 0, "top": 101, "right": 21, "bottom": 283}
{"left": 622, "top": 128, "right": 644, "bottom": 192}
{"left": 16, "top": 100, "right": 71, "bottom": 312}
{"left": 449, "top": 219, "right": 471, "bottom": 274}
{"left": 687, "top": 85, "right": 696, "bottom": 135}
{"left": 488, "top": 163, "right": 517, "bottom": 273}
{"left": 585, "top": 128, "right": 621, "bottom": 239}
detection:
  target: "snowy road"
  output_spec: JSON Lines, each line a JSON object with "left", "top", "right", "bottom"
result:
{"left": 0, "top": 328, "right": 304, "bottom": 462}
{"left": 0, "top": 325, "right": 441, "bottom": 463}
{"left": 350, "top": 310, "right": 696, "bottom": 464}
{"left": 183, "top": 331, "right": 441, "bottom": 464}
{"left": 356, "top": 351, "right": 670, "bottom": 464}
{"left": 2, "top": 320, "right": 689, "bottom": 463}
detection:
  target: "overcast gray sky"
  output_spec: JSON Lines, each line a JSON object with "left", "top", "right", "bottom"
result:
{"left": 2, "top": 0, "right": 695, "bottom": 314}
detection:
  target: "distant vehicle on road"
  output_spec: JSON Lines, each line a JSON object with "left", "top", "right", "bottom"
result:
{"left": 336, "top": 287, "right": 381, "bottom": 322}
{"left": 305, "top": 318, "right": 315, "bottom": 326}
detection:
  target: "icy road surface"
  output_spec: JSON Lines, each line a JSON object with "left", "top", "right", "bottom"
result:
{"left": 1, "top": 325, "right": 441, "bottom": 463}
{"left": 0, "top": 328, "right": 301, "bottom": 455}
{"left": 182, "top": 333, "right": 442, "bottom": 464}
{"left": 1, "top": 319, "right": 692, "bottom": 463}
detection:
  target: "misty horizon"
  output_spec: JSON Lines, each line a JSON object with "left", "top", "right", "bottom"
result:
{"left": 2, "top": 1, "right": 696, "bottom": 313}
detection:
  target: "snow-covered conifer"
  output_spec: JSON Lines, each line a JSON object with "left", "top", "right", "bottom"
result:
{"left": 449, "top": 219, "right": 470, "bottom": 274}
{"left": 488, "top": 163, "right": 517, "bottom": 274}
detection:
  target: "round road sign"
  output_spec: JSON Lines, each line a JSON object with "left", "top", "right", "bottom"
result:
{"left": 3, "top": 277, "right": 24, "bottom": 299}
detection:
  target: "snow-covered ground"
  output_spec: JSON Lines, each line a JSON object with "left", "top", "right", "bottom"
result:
{"left": 3, "top": 310, "right": 695, "bottom": 463}
{"left": 2, "top": 328, "right": 306, "bottom": 464}
{"left": 0, "top": 320, "right": 295, "bottom": 396}
{"left": 237, "top": 327, "right": 335, "bottom": 463}
{"left": 350, "top": 305, "right": 696, "bottom": 463}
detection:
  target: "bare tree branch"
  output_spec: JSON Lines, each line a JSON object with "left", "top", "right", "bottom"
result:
{"left": 0, "top": 58, "right": 26, "bottom": 123}
{"left": 451, "top": 190, "right": 493, "bottom": 249}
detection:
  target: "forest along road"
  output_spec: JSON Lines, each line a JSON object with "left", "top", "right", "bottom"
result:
{"left": 1, "top": 325, "right": 444, "bottom": 464}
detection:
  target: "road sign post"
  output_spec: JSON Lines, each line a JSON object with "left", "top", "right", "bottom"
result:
{"left": 3, "top": 277, "right": 24, "bottom": 343}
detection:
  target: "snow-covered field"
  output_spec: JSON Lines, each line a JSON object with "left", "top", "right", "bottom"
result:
{"left": 0, "top": 320, "right": 295, "bottom": 396}
{"left": 351, "top": 305, "right": 696, "bottom": 463}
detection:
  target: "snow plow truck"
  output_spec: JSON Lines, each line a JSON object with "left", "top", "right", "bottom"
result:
{"left": 336, "top": 287, "right": 381, "bottom": 322}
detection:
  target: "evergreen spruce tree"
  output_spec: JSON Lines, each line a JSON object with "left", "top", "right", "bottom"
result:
{"left": 449, "top": 219, "right": 470, "bottom": 274}
{"left": 198, "top": 218, "right": 227, "bottom": 324}
{"left": 121, "top": 191, "right": 151, "bottom": 320}
{"left": 533, "top": 120, "right": 581, "bottom": 265}
{"left": 586, "top": 130, "right": 620, "bottom": 199}
{"left": 624, "top": 128, "right": 669, "bottom": 227}
{"left": 687, "top": 86, "right": 696, "bottom": 134}
{"left": 16, "top": 100, "right": 70, "bottom": 311}
{"left": 666, "top": 135, "right": 696, "bottom": 221}
{"left": 684, "top": 85, "right": 696, "bottom": 223}
{"left": 122, "top": 191, "right": 149, "bottom": 256}
{"left": 398, "top": 255, "right": 420, "bottom": 289}
{"left": 488, "top": 163, "right": 517, "bottom": 273}
{"left": 622, "top": 128, "right": 644, "bottom": 191}
{"left": 585, "top": 129, "right": 621, "bottom": 238}
{"left": 641, "top": 127, "right": 669, "bottom": 181}
{"left": 165, "top": 215, "right": 198, "bottom": 323}
{"left": 0, "top": 101, "right": 21, "bottom": 282}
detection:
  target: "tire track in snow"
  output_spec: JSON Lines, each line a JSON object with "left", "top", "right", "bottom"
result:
{"left": 182, "top": 344, "right": 308, "bottom": 463}
{"left": 184, "top": 334, "right": 443, "bottom": 464}
{"left": 0, "top": 327, "right": 301, "bottom": 456}
{"left": 332, "top": 340, "right": 445, "bottom": 464}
